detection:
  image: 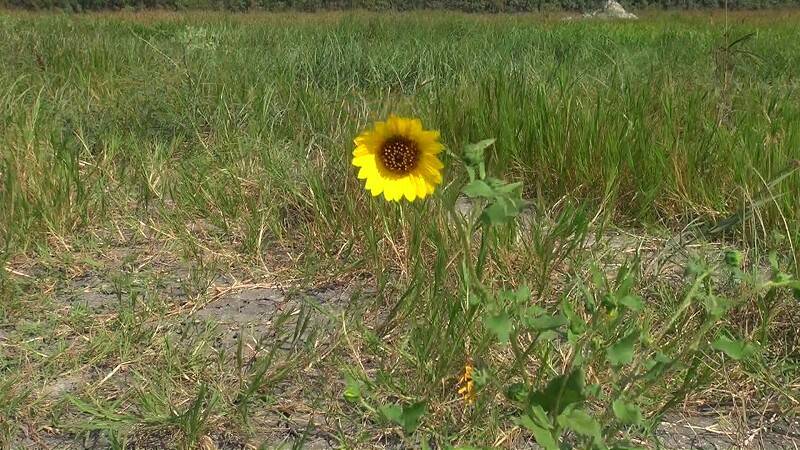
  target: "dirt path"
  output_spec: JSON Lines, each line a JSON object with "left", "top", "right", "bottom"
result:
{"left": 2, "top": 227, "right": 798, "bottom": 450}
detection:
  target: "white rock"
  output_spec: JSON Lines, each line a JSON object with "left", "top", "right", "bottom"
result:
{"left": 583, "top": 0, "right": 638, "bottom": 19}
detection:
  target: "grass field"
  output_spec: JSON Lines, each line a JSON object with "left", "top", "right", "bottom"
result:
{"left": 1, "top": 9, "right": 800, "bottom": 450}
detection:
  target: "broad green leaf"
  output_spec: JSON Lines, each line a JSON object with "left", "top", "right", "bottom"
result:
{"left": 481, "top": 199, "right": 511, "bottom": 225}
{"left": 537, "top": 330, "right": 558, "bottom": 342}
{"left": 612, "top": 398, "right": 643, "bottom": 425}
{"left": 492, "top": 180, "right": 523, "bottom": 194}
{"left": 505, "top": 382, "right": 527, "bottom": 403}
{"left": 529, "top": 368, "right": 585, "bottom": 415}
{"left": 343, "top": 374, "right": 362, "bottom": 403}
{"left": 606, "top": 329, "right": 640, "bottom": 367}
{"left": 561, "top": 298, "right": 585, "bottom": 334}
{"left": 485, "top": 311, "right": 513, "bottom": 343}
{"left": 712, "top": 335, "right": 756, "bottom": 360}
{"left": 702, "top": 295, "right": 731, "bottom": 318}
{"left": 380, "top": 402, "right": 426, "bottom": 434}
{"left": 524, "top": 305, "right": 547, "bottom": 317}
{"left": 514, "top": 285, "right": 532, "bottom": 304}
{"left": 399, "top": 401, "right": 426, "bottom": 433}
{"left": 585, "top": 383, "right": 602, "bottom": 397}
{"left": 529, "top": 405, "right": 552, "bottom": 428}
{"left": 557, "top": 408, "right": 602, "bottom": 441}
{"left": 380, "top": 404, "right": 402, "bottom": 423}
{"left": 472, "top": 367, "right": 490, "bottom": 388}
{"left": 463, "top": 139, "right": 494, "bottom": 181}
{"left": 514, "top": 415, "right": 558, "bottom": 450}
{"left": 644, "top": 352, "right": 673, "bottom": 381}
{"left": 462, "top": 180, "right": 494, "bottom": 198}
{"left": 464, "top": 138, "right": 495, "bottom": 165}
{"left": 600, "top": 293, "right": 617, "bottom": 311}
{"left": 724, "top": 250, "right": 744, "bottom": 268}
{"left": 524, "top": 314, "right": 567, "bottom": 331}
{"left": 465, "top": 165, "right": 477, "bottom": 183}
{"left": 481, "top": 195, "right": 524, "bottom": 226}
{"left": 619, "top": 295, "right": 643, "bottom": 312}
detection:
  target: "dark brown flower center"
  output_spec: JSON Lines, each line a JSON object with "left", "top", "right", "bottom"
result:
{"left": 379, "top": 137, "right": 419, "bottom": 174}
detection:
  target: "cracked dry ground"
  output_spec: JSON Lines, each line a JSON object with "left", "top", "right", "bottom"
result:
{"left": 1, "top": 228, "right": 799, "bottom": 450}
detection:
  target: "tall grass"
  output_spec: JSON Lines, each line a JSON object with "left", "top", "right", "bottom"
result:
{"left": 1, "top": 11, "right": 799, "bottom": 448}
{"left": 1, "top": 11, "right": 799, "bottom": 257}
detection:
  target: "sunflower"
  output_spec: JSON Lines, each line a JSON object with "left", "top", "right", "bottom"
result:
{"left": 352, "top": 115, "right": 444, "bottom": 202}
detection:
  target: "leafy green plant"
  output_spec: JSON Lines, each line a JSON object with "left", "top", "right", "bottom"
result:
{"left": 384, "top": 137, "right": 799, "bottom": 448}
{"left": 342, "top": 371, "right": 427, "bottom": 435}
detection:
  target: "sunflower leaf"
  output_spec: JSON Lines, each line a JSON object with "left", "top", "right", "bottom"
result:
{"left": 463, "top": 139, "right": 494, "bottom": 181}
{"left": 462, "top": 180, "right": 495, "bottom": 199}
{"left": 557, "top": 407, "right": 602, "bottom": 442}
{"left": 379, "top": 404, "right": 403, "bottom": 424}
{"left": 481, "top": 196, "right": 523, "bottom": 225}
{"left": 702, "top": 295, "right": 731, "bottom": 318}
{"left": 492, "top": 180, "right": 523, "bottom": 194}
{"left": 529, "top": 368, "right": 586, "bottom": 415}
{"left": 379, "top": 401, "right": 426, "bottom": 434}
{"left": 523, "top": 313, "right": 567, "bottom": 331}
{"left": 463, "top": 139, "right": 495, "bottom": 166}
{"left": 617, "top": 294, "right": 643, "bottom": 311}
{"left": 711, "top": 334, "right": 756, "bottom": 360}
{"left": 481, "top": 200, "right": 511, "bottom": 225}
{"left": 484, "top": 311, "right": 513, "bottom": 343}
{"left": 606, "top": 328, "right": 640, "bottom": 367}
{"left": 612, "top": 398, "right": 643, "bottom": 425}
{"left": 514, "top": 414, "right": 559, "bottom": 450}
{"left": 343, "top": 374, "right": 362, "bottom": 403}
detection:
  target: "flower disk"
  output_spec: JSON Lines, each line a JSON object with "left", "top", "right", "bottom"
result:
{"left": 352, "top": 115, "right": 444, "bottom": 202}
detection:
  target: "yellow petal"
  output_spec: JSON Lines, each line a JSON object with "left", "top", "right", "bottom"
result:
{"left": 418, "top": 156, "right": 444, "bottom": 184}
{"left": 386, "top": 115, "right": 413, "bottom": 137}
{"left": 408, "top": 118, "right": 423, "bottom": 136}
{"left": 420, "top": 129, "right": 439, "bottom": 142}
{"left": 420, "top": 140, "right": 444, "bottom": 155}
{"left": 426, "top": 179, "right": 436, "bottom": 194}
{"left": 357, "top": 164, "right": 377, "bottom": 180}
{"left": 353, "top": 133, "right": 369, "bottom": 147}
{"left": 392, "top": 181, "right": 405, "bottom": 202}
{"left": 391, "top": 180, "right": 406, "bottom": 202}
{"left": 425, "top": 155, "right": 444, "bottom": 170}
{"left": 352, "top": 153, "right": 375, "bottom": 168}
{"left": 373, "top": 120, "right": 388, "bottom": 137}
{"left": 353, "top": 144, "right": 373, "bottom": 157}
{"left": 408, "top": 174, "right": 424, "bottom": 198}
{"left": 381, "top": 181, "right": 397, "bottom": 201}
{"left": 365, "top": 174, "right": 385, "bottom": 196}
{"left": 402, "top": 177, "right": 417, "bottom": 202}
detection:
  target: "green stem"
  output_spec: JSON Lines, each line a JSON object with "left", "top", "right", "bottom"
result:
{"left": 475, "top": 222, "right": 490, "bottom": 281}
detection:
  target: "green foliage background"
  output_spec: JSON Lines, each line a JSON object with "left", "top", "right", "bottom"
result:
{"left": 3, "top": 0, "right": 800, "bottom": 13}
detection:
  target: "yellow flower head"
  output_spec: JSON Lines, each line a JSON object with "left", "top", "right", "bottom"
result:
{"left": 457, "top": 361, "right": 476, "bottom": 405}
{"left": 352, "top": 115, "right": 444, "bottom": 202}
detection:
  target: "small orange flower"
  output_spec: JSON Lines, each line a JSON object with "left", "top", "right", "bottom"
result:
{"left": 457, "top": 360, "right": 476, "bottom": 405}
